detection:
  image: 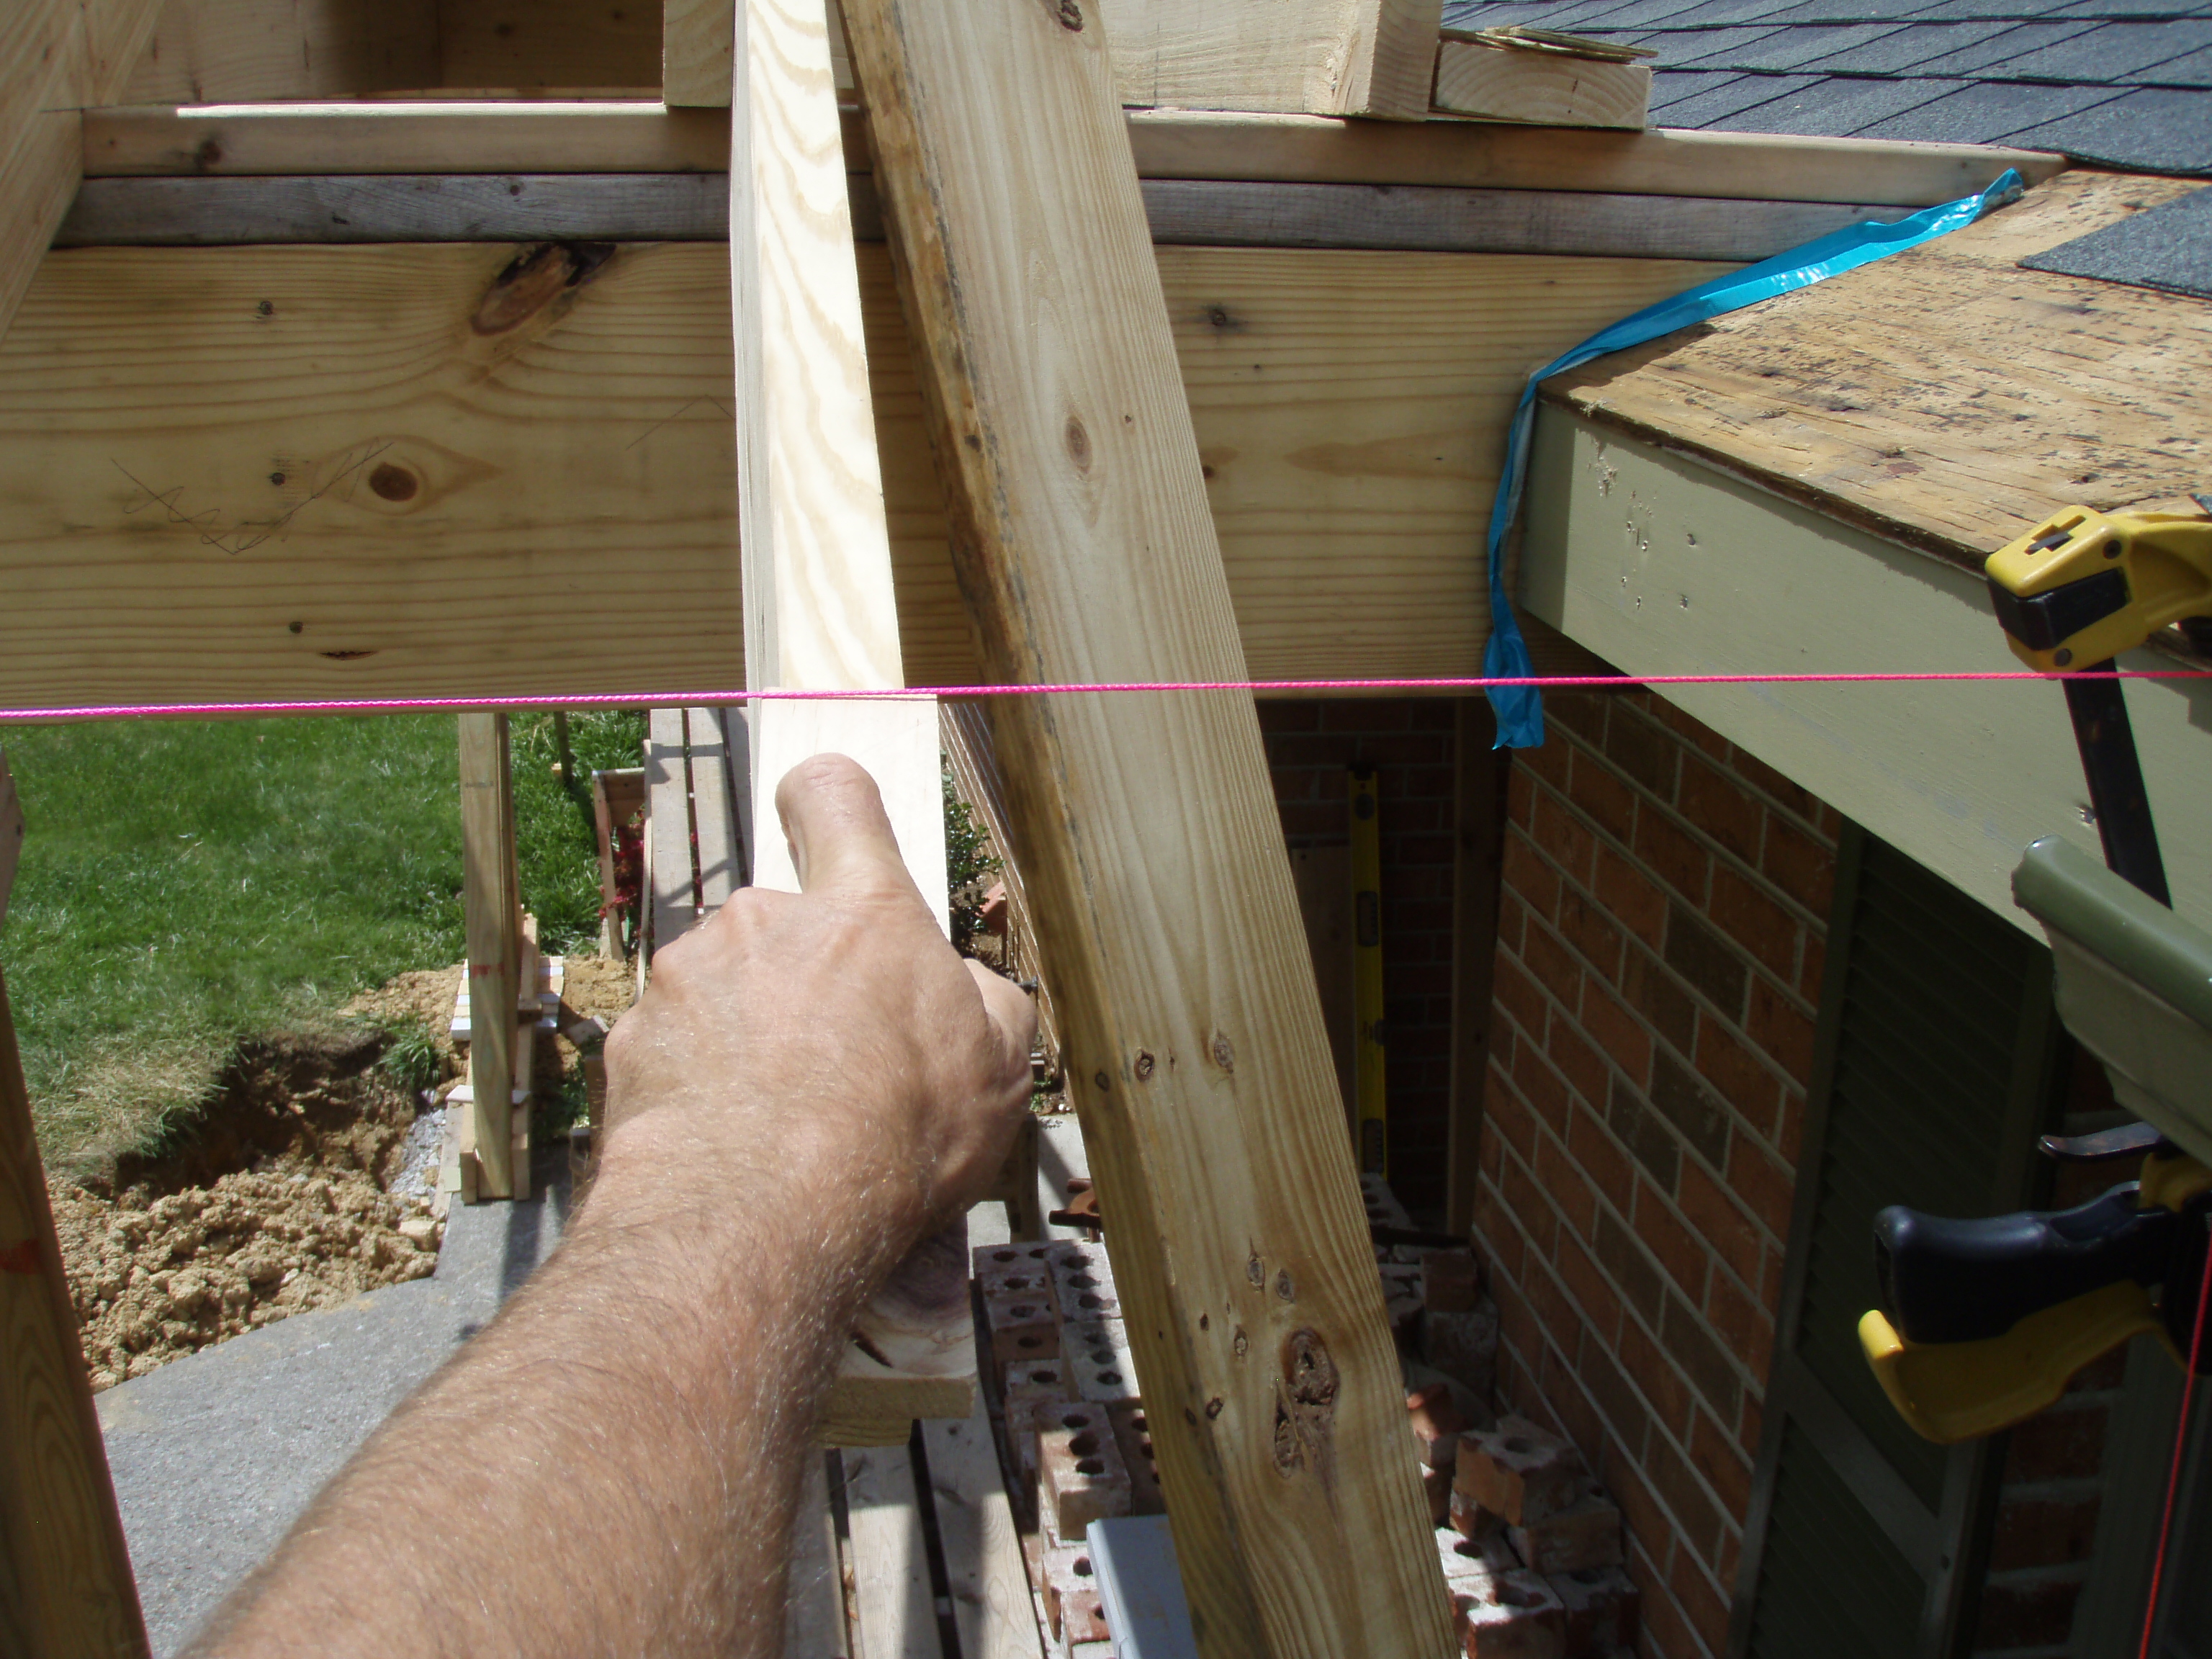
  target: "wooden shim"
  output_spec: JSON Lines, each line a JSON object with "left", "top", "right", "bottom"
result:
{"left": 838, "top": 1442, "right": 940, "bottom": 1659}
{"left": 1430, "top": 39, "right": 1651, "bottom": 130}
{"left": 0, "top": 965, "right": 150, "bottom": 1659}
{"left": 644, "top": 707, "right": 697, "bottom": 955}
{"left": 665, "top": 0, "right": 736, "bottom": 107}
{"left": 920, "top": 1398, "right": 1043, "bottom": 1659}
{"left": 58, "top": 171, "right": 1913, "bottom": 264}
{"left": 845, "top": 0, "right": 1453, "bottom": 1650}
{"left": 457, "top": 711, "right": 518, "bottom": 1200}
{"left": 786, "top": 1451, "right": 853, "bottom": 1658}
{"left": 684, "top": 706, "right": 745, "bottom": 907}
{"left": 80, "top": 102, "right": 2064, "bottom": 209}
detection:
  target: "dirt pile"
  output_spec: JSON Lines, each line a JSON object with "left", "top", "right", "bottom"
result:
{"left": 53, "top": 1027, "right": 445, "bottom": 1390}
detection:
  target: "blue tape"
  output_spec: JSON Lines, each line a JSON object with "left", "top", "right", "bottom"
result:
{"left": 1482, "top": 167, "right": 2026, "bottom": 750}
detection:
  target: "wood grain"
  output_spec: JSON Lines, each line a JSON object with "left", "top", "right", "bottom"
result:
{"left": 665, "top": 0, "right": 735, "bottom": 106}
{"left": 786, "top": 1452, "right": 853, "bottom": 1658}
{"left": 1097, "top": 0, "right": 1440, "bottom": 117}
{"left": 80, "top": 102, "right": 2065, "bottom": 209}
{"left": 458, "top": 711, "right": 518, "bottom": 1200}
{"left": 845, "top": 0, "right": 1455, "bottom": 1647}
{"left": 920, "top": 1398, "right": 1043, "bottom": 1659}
{"left": 1431, "top": 40, "right": 1650, "bottom": 129}
{"left": 0, "top": 965, "right": 149, "bottom": 1659}
{"left": 116, "top": 0, "right": 441, "bottom": 104}
{"left": 838, "top": 1442, "right": 939, "bottom": 1659}
{"left": 436, "top": 0, "right": 662, "bottom": 89}
{"left": 1545, "top": 171, "right": 2212, "bottom": 571}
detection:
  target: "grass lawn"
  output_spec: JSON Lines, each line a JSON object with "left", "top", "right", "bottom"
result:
{"left": 2, "top": 710, "right": 642, "bottom": 1177}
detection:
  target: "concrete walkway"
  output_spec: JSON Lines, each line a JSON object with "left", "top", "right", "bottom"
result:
{"left": 96, "top": 1162, "right": 574, "bottom": 1657}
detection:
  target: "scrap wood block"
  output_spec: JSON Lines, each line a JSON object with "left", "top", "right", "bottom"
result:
{"left": 1107, "top": 1400, "right": 1166, "bottom": 1517}
{"left": 1431, "top": 38, "right": 1650, "bottom": 131}
{"left": 1458, "top": 1416, "right": 1588, "bottom": 1526}
{"left": 1458, "top": 1568, "right": 1568, "bottom": 1659}
{"left": 1551, "top": 1565, "right": 1639, "bottom": 1656}
{"left": 1037, "top": 1401, "right": 1130, "bottom": 1545}
{"left": 823, "top": 1220, "right": 977, "bottom": 1445}
{"left": 1040, "top": 1543, "right": 1112, "bottom": 1645}
{"left": 1507, "top": 1490, "right": 1622, "bottom": 1575}
{"left": 1423, "top": 1247, "right": 1483, "bottom": 1313}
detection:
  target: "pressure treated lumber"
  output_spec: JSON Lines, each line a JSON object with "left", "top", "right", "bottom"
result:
{"left": 1545, "top": 171, "right": 2212, "bottom": 573}
{"left": 1099, "top": 0, "right": 1442, "bottom": 117}
{"left": 0, "top": 240, "right": 1719, "bottom": 711}
{"left": 458, "top": 711, "right": 518, "bottom": 1200}
{"left": 1, "top": 956, "right": 150, "bottom": 1659}
{"left": 80, "top": 102, "right": 2064, "bottom": 209}
{"left": 1431, "top": 39, "right": 1651, "bottom": 129}
{"left": 117, "top": 0, "right": 441, "bottom": 104}
{"left": 665, "top": 0, "right": 737, "bottom": 105}
{"left": 845, "top": 0, "right": 1454, "bottom": 1647}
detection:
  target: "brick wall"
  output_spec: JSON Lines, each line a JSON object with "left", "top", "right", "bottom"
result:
{"left": 1257, "top": 698, "right": 1459, "bottom": 1217}
{"left": 1471, "top": 688, "right": 1836, "bottom": 1659}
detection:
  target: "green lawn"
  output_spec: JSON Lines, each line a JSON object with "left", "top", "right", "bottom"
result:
{"left": 1, "top": 710, "right": 642, "bottom": 1177}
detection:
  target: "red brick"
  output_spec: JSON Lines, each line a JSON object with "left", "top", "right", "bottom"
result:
{"left": 1634, "top": 1179, "right": 1709, "bottom": 1302}
{"left": 1604, "top": 1449, "right": 1673, "bottom": 1577}
{"left": 1646, "top": 1426, "right": 1725, "bottom": 1563}
{"left": 1634, "top": 807, "right": 1711, "bottom": 904}
{"left": 1775, "top": 1089, "right": 1807, "bottom": 1166}
{"left": 1572, "top": 746, "right": 1639, "bottom": 843}
{"left": 1269, "top": 765, "right": 1318, "bottom": 802}
{"left": 1492, "top": 953, "right": 1549, "bottom": 1048}
{"left": 1534, "top": 788, "right": 1599, "bottom": 886}
{"left": 1558, "top": 1228, "right": 1624, "bottom": 1344}
{"left": 1737, "top": 1393, "right": 1764, "bottom": 1460}
{"left": 1547, "top": 693, "right": 1610, "bottom": 749}
{"left": 1278, "top": 801, "right": 1346, "bottom": 839}
{"left": 1550, "top": 1364, "right": 1608, "bottom": 1469}
{"left": 1639, "top": 1575, "right": 1702, "bottom": 1659}
{"left": 1708, "top": 866, "right": 1800, "bottom": 981}
{"left": 1726, "top": 1135, "right": 1796, "bottom": 1245}
{"left": 1514, "top": 1039, "right": 1573, "bottom": 1136}
{"left": 1624, "top": 947, "right": 1698, "bottom": 1056}
{"left": 1668, "top": 1532, "right": 1733, "bottom": 1653}
{"left": 1486, "top": 1066, "right": 1539, "bottom": 1164}
{"left": 1987, "top": 1493, "right": 2103, "bottom": 1571}
{"left": 1604, "top": 708, "right": 1681, "bottom": 803}
{"left": 1797, "top": 931, "right": 1827, "bottom": 1003}
{"left": 1559, "top": 883, "right": 1628, "bottom": 983}
{"left": 1548, "top": 1016, "right": 1610, "bottom": 1115}
{"left": 1678, "top": 1160, "right": 1763, "bottom": 1290}
{"left": 1705, "top": 1269, "right": 1775, "bottom": 1392}
{"left": 1649, "top": 695, "right": 1731, "bottom": 762}
{"left": 2005, "top": 1403, "right": 2109, "bottom": 1484}
{"left": 1730, "top": 750, "right": 1821, "bottom": 824}
{"left": 1501, "top": 1143, "right": 1560, "bottom": 1257}
{"left": 1519, "top": 734, "right": 1572, "bottom": 791}
{"left": 1321, "top": 697, "right": 1412, "bottom": 732}
{"left": 1619, "top": 1313, "right": 1696, "bottom": 1440}
{"left": 1537, "top": 1131, "right": 1600, "bottom": 1246}
{"left": 1522, "top": 915, "right": 1586, "bottom": 1015}
{"left": 1761, "top": 814, "right": 1837, "bottom": 917}
{"left": 1745, "top": 976, "right": 1818, "bottom": 1087}
{"left": 1678, "top": 757, "right": 1765, "bottom": 866}
{"left": 1523, "top": 1254, "right": 1581, "bottom": 1359}
{"left": 1583, "top": 984, "right": 1655, "bottom": 1092}
{"left": 1508, "top": 768, "right": 1536, "bottom": 831}
{"left": 1571, "top": 1100, "right": 1636, "bottom": 1218}
{"left": 1693, "top": 1013, "right": 1783, "bottom": 1140}
{"left": 1595, "top": 844, "right": 1668, "bottom": 951}
{"left": 1474, "top": 1178, "right": 1527, "bottom": 1287}
{"left": 1580, "top": 1329, "right": 1655, "bottom": 1461}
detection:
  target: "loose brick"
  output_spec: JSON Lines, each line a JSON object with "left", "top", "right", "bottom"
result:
{"left": 974, "top": 1239, "right": 1056, "bottom": 1290}
{"left": 1040, "top": 1545, "right": 1112, "bottom": 1645}
{"left": 1106, "top": 1401, "right": 1166, "bottom": 1516}
{"left": 1677, "top": 756, "right": 1764, "bottom": 865}
{"left": 1662, "top": 905, "right": 1748, "bottom": 1020}
{"left": 1509, "top": 1490, "right": 1624, "bottom": 1574}
{"left": 984, "top": 1287, "right": 1060, "bottom": 1365}
{"left": 1458, "top": 1416, "right": 1589, "bottom": 1524}
{"left": 1046, "top": 1240, "right": 1119, "bottom": 1321}
{"left": 1649, "top": 1052, "right": 1732, "bottom": 1172}
{"left": 1037, "top": 1403, "right": 1131, "bottom": 1544}
{"left": 1450, "top": 1483, "right": 1505, "bottom": 1543}
{"left": 1424, "top": 1248, "right": 1485, "bottom": 1313}
{"left": 1004, "top": 1358, "right": 1074, "bottom": 1398}
{"left": 1551, "top": 1565, "right": 1640, "bottom": 1658}
{"left": 1460, "top": 1570, "right": 1570, "bottom": 1659}
{"left": 1425, "top": 1301, "right": 1503, "bottom": 1401}
{"left": 1384, "top": 1260, "right": 1427, "bottom": 1338}
{"left": 1062, "top": 1318, "right": 1140, "bottom": 1403}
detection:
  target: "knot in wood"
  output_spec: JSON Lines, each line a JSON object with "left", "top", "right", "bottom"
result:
{"left": 1134, "top": 1049, "right": 1154, "bottom": 1081}
{"left": 1210, "top": 1033, "right": 1234, "bottom": 1072}
{"left": 1270, "top": 1328, "right": 1339, "bottom": 1478}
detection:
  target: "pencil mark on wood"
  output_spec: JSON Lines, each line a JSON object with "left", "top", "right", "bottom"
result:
{"left": 113, "top": 441, "right": 392, "bottom": 555}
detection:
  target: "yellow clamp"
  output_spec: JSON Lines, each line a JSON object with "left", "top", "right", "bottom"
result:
{"left": 1985, "top": 505, "right": 2212, "bottom": 673}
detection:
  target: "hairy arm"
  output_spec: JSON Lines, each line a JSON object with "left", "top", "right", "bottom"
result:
{"left": 189, "top": 755, "right": 1036, "bottom": 1659}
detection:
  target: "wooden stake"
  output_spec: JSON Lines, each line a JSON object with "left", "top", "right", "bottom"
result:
{"left": 458, "top": 711, "right": 519, "bottom": 1201}
{"left": 845, "top": 0, "right": 1456, "bottom": 1647}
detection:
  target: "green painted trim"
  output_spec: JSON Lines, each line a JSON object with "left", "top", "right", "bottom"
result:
{"left": 2013, "top": 837, "right": 2212, "bottom": 1032}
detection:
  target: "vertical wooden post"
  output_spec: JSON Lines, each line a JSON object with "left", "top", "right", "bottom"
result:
{"left": 1445, "top": 699, "right": 1511, "bottom": 1238}
{"left": 1348, "top": 764, "right": 1387, "bottom": 1177}
{"left": 0, "top": 749, "right": 149, "bottom": 1658}
{"left": 459, "top": 712, "right": 519, "bottom": 1202}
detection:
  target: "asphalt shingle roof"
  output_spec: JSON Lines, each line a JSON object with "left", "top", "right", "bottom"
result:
{"left": 1440, "top": 0, "right": 2212, "bottom": 171}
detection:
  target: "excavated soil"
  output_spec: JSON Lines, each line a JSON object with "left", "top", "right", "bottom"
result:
{"left": 55, "top": 956, "right": 640, "bottom": 1390}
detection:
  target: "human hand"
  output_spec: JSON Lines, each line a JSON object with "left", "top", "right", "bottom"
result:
{"left": 595, "top": 753, "right": 1037, "bottom": 1269}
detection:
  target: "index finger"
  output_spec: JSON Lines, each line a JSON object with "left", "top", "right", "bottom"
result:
{"left": 775, "top": 752, "right": 932, "bottom": 911}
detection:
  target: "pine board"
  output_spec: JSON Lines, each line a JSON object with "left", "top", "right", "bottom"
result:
{"left": 839, "top": 1444, "right": 940, "bottom": 1659}
{"left": 1431, "top": 40, "right": 1650, "bottom": 130}
{"left": 1545, "top": 171, "right": 2212, "bottom": 570}
{"left": 919, "top": 1401, "right": 1042, "bottom": 1659}
{"left": 117, "top": 0, "right": 441, "bottom": 104}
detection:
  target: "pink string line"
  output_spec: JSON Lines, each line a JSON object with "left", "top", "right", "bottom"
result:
{"left": 1, "top": 668, "right": 2209, "bottom": 723}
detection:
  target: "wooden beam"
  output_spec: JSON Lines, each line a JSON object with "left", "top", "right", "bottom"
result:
{"left": 919, "top": 1398, "right": 1043, "bottom": 1659}
{"left": 1095, "top": 0, "right": 1441, "bottom": 118}
{"left": 664, "top": 0, "right": 735, "bottom": 107}
{"left": 845, "top": 0, "right": 1453, "bottom": 1648}
{"left": 1430, "top": 39, "right": 1651, "bottom": 130}
{"left": 0, "top": 786, "right": 148, "bottom": 1655}
{"left": 1443, "top": 698, "right": 1508, "bottom": 1238}
{"left": 55, "top": 171, "right": 1923, "bottom": 264}
{"left": 0, "top": 240, "right": 1721, "bottom": 711}
{"left": 79, "top": 102, "right": 2065, "bottom": 209}
{"left": 114, "top": 0, "right": 441, "bottom": 104}
{"left": 458, "top": 711, "right": 518, "bottom": 1200}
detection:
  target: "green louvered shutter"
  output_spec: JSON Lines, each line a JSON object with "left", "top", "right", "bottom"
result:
{"left": 1732, "top": 826, "right": 2067, "bottom": 1659}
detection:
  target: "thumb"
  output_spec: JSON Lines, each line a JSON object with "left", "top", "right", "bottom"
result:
{"left": 775, "top": 753, "right": 928, "bottom": 909}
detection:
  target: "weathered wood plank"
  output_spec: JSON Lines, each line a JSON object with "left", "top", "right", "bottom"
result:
{"left": 644, "top": 707, "right": 696, "bottom": 955}
{"left": 839, "top": 1444, "right": 940, "bottom": 1659}
{"left": 56, "top": 171, "right": 1912, "bottom": 264}
{"left": 0, "top": 241, "right": 1722, "bottom": 709}
{"left": 786, "top": 1451, "right": 853, "bottom": 1658}
{"left": 458, "top": 711, "right": 518, "bottom": 1200}
{"left": 1546, "top": 171, "right": 2212, "bottom": 571}
{"left": 1431, "top": 39, "right": 1650, "bottom": 130}
{"left": 80, "top": 102, "right": 2063, "bottom": 209}
{"left": 940, "top": 701, "right": 1061, "bottom": 1072}
{"left": 685, "top": 706, "right": 745, "bottom": 907}
{"left": 920, "top": 1399, "right": 1042, "bottom": 1659}
{"left": 845, "top": 0, "right": 1455, "bottom": 1649}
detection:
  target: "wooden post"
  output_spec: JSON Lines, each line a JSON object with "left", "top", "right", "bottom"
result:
{"left": 0, "top": 748, "right": 149, "bottom": 1657}
{"left": 1444, "top": 698, "right": 1511, "bottom": 1238}
{"left": 845, "top": 0, "right": 1457, "bottom": 1650}
{"left": 458, "top": 711, "right": 519, "bottom": 1202}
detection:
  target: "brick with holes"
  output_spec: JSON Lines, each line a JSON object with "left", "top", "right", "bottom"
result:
{"left": 984, "top": 1287, "right": 1060, "bottom": 1366}
{"left": 1107, "top": 1400, "right": 1166, "bottom": 1516}
{"left": 1459, "top": 1568, "right": 1568, "bottom": 1659}
{"left": 1004, "top": 1358, "right": 1074, "bottom": 1401}
{"left": 1063, "top": 1318, "right": 1140, "bottom": 1402}
{"left": 1422, "top": 1247, "right": 1483, "bottom": 1313}
{"left": 1458, "top": 1416, "right": 1587, "bottom": 1527}
{"left": 973, "top": 1239, "right": 1056, "bottom": 1292}
{"left": 1507, "top": 1489, "right": 1622, "bottom": 1575}
{"left": 1040, "top": 1543, "right": 1112, "bottom": 1646}
{"left": 1036, "top": 1401, "right": 1132, "bottom": 1545}
{"left": 1048, "top": 1242, "right": 1121, "bottom": 1322}
{"left": 1423, "top": 1299, "right": 1501, "bottom": 1401}
{"left": 1550, "top": 1565, "right": 1638, "bottom": 1656}
{"left": 1450, "top": 1484, "right": 1506, "bottom": 1543}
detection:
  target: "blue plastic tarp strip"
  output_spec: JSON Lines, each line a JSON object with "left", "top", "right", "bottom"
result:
{"left": 1483, "top": 166, "right": 2026, "bottom": 750}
